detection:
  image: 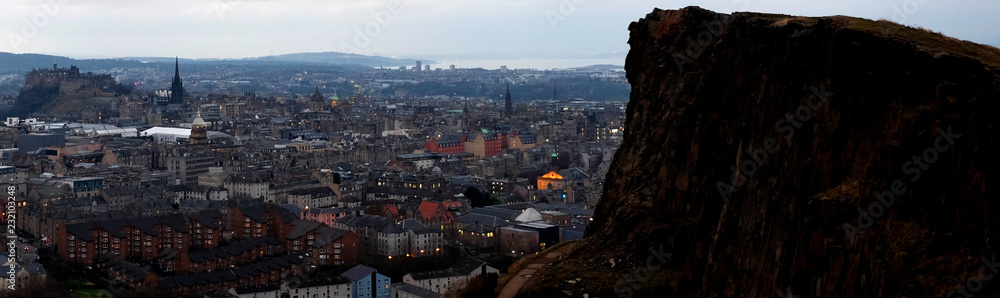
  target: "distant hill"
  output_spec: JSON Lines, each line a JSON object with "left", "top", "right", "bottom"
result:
{"left": 0, "top": 51, "right": 433, "bottom": 75}
{"left": 0, "top": 53, "right": 148, "bottom": 75}
{"left": 567, "top": 64, "right": 624, "bottom": 71}
{"left": 247, "top": 52, "right": 433, "bottom": 67}
{"left": 121, "top": 52, "right": 431, "bottom": 67}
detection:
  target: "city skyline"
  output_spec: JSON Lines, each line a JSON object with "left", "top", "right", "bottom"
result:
{"left": 1, "top": 0, "right": 998, "bottom": 69}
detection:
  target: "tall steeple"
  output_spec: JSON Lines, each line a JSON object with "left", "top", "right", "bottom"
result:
{"left": 504, "top": 84, "right": 513, "bottom": 118}
{"left": 170, "top": 57, "right": 185, "bottom": 104}
{"left": 553, "top": 82, "right": 558, "bottom": 101}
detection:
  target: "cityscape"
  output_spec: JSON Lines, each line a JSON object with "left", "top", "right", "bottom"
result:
{"left": 0, "top": 53, "right": 627, "bottom": 298}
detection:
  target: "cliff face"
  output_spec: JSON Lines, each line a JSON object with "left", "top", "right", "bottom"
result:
{"left": 519, "top": 7, "right": 1000, "bottom": 297}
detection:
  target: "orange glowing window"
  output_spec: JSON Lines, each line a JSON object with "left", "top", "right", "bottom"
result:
{"left": 541, "top": 171, "right": 564, "bottom": 180}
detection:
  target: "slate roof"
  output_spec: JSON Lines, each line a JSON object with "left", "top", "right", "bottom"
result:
{"left": 239, "top": 204, "right": 270, "bottom": 223}
{"left": 312, "top": 226, "right": 349, "bottom": 248}
{"left": 286, "top": 219, "right": 324, "bottom": 240}
{"left": 188, "top": 236, "right": 278, "bottom": 263}
{"left": 160, "top": 253, "right": 307, "bottom": 290}
{"left": 233, "top": 283, "right": 281, "bottom": 294}
{"left": 65, "top": 210, "right": 218, "bottom": 240}
{"left": 97, "top": 252, "right": 152, "bottom": 283}
{"left": 396, "top": 283, "right": 441, "bottom": 298}
{"left": 340, "top": 264, "right": 378, "bottom": 282}
{"left": 400, "top": 219, "right": 441, "bottom": 235}
{"left": 187, "top": 209, "right": 223, "bottom": 229}
{"left": 407, "top": 258, "right": 487, "bottom": 281}
{"left": 467, "top": 207, "right": 521, "bottom": 221}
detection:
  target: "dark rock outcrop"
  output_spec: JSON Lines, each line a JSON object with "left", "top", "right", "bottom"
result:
{"left": 517, "top": 6, "right": 1000, "bottom": 297}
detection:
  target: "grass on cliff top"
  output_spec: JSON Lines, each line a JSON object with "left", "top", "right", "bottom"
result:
{"left": 850, "top": 17, "right": 1000, "bottom": 68}
{"left": 496, "top": 240, "right": 579, "bottom": 293}
{"left": 737, "top": 11, "right": 1000, "bottom": 69}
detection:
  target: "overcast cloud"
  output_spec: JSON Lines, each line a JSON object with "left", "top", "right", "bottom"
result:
{"left": 1, "top": 0, "right": 997, "bottom": 63}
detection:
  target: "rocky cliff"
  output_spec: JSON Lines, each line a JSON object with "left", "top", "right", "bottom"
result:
{"left": 516, "top": 7, "right": 1000, "bottom": 297}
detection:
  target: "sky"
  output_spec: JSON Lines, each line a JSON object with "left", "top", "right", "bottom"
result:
{"left": 1, "top": 0, "right": 998, "bottom": 68}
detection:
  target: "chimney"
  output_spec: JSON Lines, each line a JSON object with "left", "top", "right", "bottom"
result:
{"left": 371, "top": 271, "right": 377, "bottom": 298}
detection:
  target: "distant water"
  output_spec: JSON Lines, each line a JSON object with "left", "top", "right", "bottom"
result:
{"left": 405, "top": 58, "right": 626, "bottom": 71}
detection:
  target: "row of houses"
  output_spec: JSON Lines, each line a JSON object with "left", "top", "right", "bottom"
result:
{"left": 57, "top": 202, "right": 364, "bottom": 293}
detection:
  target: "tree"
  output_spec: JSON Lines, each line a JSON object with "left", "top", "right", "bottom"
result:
{"left": 464, "top": 187, "right": 489, "bottom": 208}
{"left": 444, "top": 273, "right": 499, "bottom": 298}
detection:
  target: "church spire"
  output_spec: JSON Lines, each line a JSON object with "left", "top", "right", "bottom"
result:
{"left": 553, "top": 82, "right": 558, "bottom": 101}
{"left": 170, "top": 57, "right": 184, "bottom": 104}
{"left": 504, "top": 84, "right": 513, "bottom": 118}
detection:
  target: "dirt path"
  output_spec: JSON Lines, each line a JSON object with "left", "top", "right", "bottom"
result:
{"left": 497, "top": 242, "right": 577, "bottom": 298}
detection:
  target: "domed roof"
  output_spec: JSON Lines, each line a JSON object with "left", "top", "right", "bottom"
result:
{"left": 192, "top": 111, "right": 206, "bottom": 126}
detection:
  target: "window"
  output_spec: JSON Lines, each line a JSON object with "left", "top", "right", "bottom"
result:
{"left": 102, "top": 232, "right": 108, "bottom": 237}
{"left": 81, "top": 247, "right": 86, "bottom": 252}
{"left": 166, "top": 227, "right": 171, "bottom": 232}
{"left": 334, "top": 243, "right": 341, "bottom": 248}
{"left": 69, "top": 236, "right": 75, "bottom": 240}
{"left": 114, "top": 238, "right": 120, "bottom": 243}
{"left": 334, "top": 249, "right": 340, "bottom": 254}
{"left": 146, "top": 236, "right": 151, "bottom": 240}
